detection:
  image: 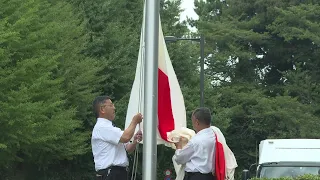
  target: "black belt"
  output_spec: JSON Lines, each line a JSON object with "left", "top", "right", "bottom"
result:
{"left": 97, "top": 166, "right": 128, "bottom": 175}
{"left": 185, "top": 171, "right": 215, "bottom": 177}
{"left": 186, "top": 172, "right": 211, "bottom": 175}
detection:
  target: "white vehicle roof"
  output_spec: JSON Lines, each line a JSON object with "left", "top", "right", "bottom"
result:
{"left": 259, "top": 139, "right": 320, "bottom": 164}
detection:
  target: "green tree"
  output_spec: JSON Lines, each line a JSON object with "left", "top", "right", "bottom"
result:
{"left": 192, "top": 0, "right": 320, "bottom": 177}
{"left": 0, "top": 0, "right": 101, "bottom": 179}
{"left": 68, "top": 0, "right": 211, "bottom": 179}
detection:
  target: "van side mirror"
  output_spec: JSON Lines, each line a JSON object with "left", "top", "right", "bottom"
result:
{"left": 242, "top": 169, "right": 250, "bottom": 180}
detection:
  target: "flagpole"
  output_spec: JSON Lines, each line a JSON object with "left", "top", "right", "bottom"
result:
{"left": 143, "top": 0, "right": 159, "bottom": 179}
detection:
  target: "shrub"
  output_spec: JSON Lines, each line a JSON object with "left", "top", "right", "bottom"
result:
{"left": 250, "top": 174, "right": 320, "bottom": 180}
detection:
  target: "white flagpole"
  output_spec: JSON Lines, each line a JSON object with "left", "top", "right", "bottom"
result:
{"left": 143, "top": 0, "right": 159, "bottom": 179}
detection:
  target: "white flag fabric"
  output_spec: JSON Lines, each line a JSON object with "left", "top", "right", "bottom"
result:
{"left": 171, "top": 126, "right": 238, "bottom": 180}
{"left": 125, "top": 3, "right": 187, "bottom": 147}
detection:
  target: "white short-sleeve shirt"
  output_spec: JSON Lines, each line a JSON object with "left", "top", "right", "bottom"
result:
{"left": 174, "top": 127, "right": 216, "bottom": 173}
{"left": 91, "top": 118, "right": 129, "bottom": 171}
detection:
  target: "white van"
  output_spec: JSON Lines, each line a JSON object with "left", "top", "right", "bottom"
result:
{"left": 242, "top": 139, "right": 320, "bottom": 179}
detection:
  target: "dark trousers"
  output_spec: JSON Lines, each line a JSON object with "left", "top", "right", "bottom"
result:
{"left": 96, "top": 166, "right": 128, "bottom": 180}
{"left": 183, "top": 172, "right": 216, "bottom": 180}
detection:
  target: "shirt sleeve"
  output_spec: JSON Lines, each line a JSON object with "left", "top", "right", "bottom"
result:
{"left": 174, "top": 141, "right": 195, "bottom": 165}
{"left": 124, "top": 142, "right": 130, "bottom": 151}
{"left": 98, "top": 126, "right": 124, "bottom": 145}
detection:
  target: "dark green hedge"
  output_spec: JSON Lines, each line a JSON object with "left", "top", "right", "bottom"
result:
{"left": 251, "top": 174, "right": 320, "bottom": 180}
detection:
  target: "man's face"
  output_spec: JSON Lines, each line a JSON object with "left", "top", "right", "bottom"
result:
{"left": 100, "top": 99, "right": 116, "bottom": 120}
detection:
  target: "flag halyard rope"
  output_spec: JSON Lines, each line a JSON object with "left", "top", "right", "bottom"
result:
{"left": 131, "top": 13, "right": 145, "bottom": 180}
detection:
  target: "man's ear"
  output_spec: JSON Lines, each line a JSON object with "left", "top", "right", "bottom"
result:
{"left": 100, "top": 106, "right": 105, "bottom": 114}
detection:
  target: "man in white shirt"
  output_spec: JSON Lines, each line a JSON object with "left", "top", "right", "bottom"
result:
{"left": 91, "top": 96, "right": 143, "bottom": 180}
{"left": 174, "top": 107, "right": 216, "bottom": 180}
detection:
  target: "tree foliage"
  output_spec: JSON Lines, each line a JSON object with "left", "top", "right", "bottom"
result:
{"left": 192, "top": 0, "right": 320, "bottom": 177}
{"left": 0, "top": 0, "right": 100, "bottom": 179}
{"left": 2, "top": 0, "right": 320, "bottom": 179}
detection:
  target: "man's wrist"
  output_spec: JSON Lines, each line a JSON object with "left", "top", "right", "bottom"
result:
{"left": 132, "top": 120, "right": 137, "bottom": 126}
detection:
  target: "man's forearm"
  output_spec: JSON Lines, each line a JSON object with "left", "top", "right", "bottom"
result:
{"left": 174, "top": 143, "right": 194, "bottom": 165}
{"left": 125, "top": 141, "right": 138, "bottom": 153}
{"left": 120, "top": 121, "right": 137, "bottom": 143}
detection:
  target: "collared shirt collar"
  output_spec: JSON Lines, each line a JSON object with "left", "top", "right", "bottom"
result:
{"left": 97, "top": 117, "right": 113, "bottom": 127}
{"left": 197, "top": 127, "right": 212, "bottom": 135}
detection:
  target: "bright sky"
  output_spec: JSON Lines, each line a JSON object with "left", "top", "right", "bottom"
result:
{"left": 180, "top": 0, "right": 198, "bottom": 21}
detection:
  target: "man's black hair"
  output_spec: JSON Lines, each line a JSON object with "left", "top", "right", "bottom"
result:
{"left": 192, "top": 107, "right": 212, "bottom": 126}
{"left": 92, "top": 96, "right": 111, "bottom": 118}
